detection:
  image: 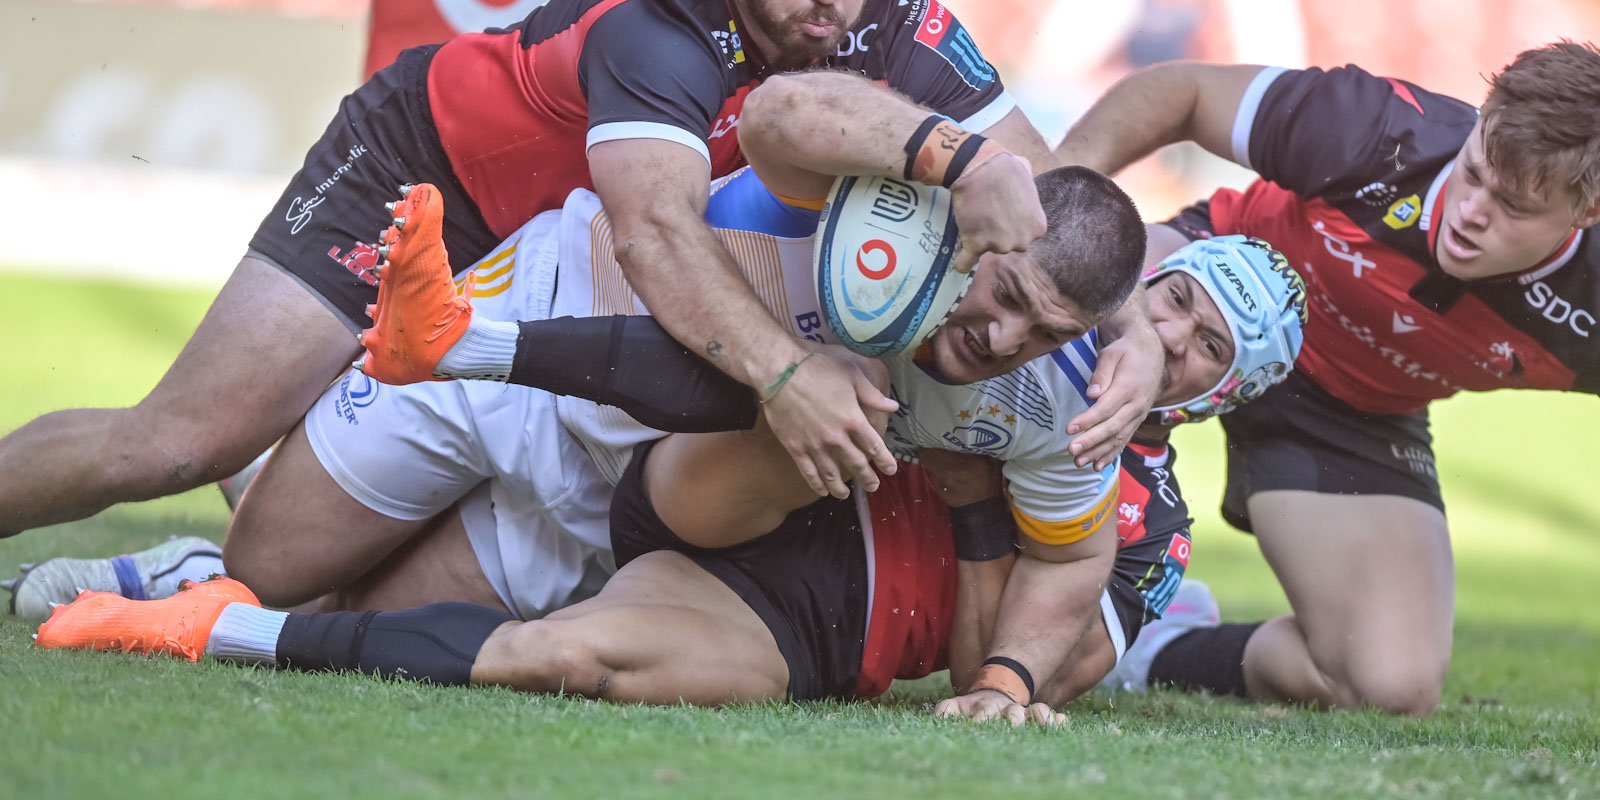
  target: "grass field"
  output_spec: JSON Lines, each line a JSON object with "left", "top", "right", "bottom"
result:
{"left": 1, "top": 269, "right": 1597, "bottom": 798}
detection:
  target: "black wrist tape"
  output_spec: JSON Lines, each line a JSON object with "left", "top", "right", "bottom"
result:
{"left": 941, "top": 133, "right": 986, "bottom": 188}
{"left": 982, "top": 655, "right": 1036, "bottom": 699}
{"left": 903, "top": 115, "right": 945, "bottom": 181}
{"left": 948, "top": 496, "right": 1018, "bottom": 561}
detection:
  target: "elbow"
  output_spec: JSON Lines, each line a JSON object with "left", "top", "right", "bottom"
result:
{"left": 740, "top": 73, "right": 811, "bottom": 151}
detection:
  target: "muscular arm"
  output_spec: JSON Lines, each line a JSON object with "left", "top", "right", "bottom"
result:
{"left": 739, "top": 71, "right": 1044, "bottom": 268}
{"left": 916, "top": 447, "right": 1014, "bottom": 692}
{"left": 590, "top": 139, "right": 899, "bottom": 497}
{"left": 936, "top": 511, "right": 1117, "bottom": 723}
{"left": 1054, "top": 62, "right": 1265, "bottom": 175}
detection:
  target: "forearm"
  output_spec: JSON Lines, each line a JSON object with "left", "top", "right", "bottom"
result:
{"left": 949, "top": 555, "right": 1016, "bottom": 691}
{"left": 742, "top": 71, "right": 938, "bottom": 182}
{"left": 615, "top": 206, "right": 805, "bottom": 389}
{"left": 1054, "top": 63, "right": 1208, "bottom": 176}
{"left": 980, "top": 539, "right": 1115, "bottom": 698}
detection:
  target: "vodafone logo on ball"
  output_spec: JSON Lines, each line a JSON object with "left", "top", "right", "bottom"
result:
{"left": 856, "top": 240, "right": 897, "bottom": 280}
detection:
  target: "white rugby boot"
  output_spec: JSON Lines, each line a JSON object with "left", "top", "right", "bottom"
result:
{"left": 4, "top": 536, "right": 224, "bottom": 621}
{"left": 1099, "top": 579, "right": 1221, "bottom": 692}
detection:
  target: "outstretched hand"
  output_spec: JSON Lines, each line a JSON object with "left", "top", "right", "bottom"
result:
{"left": 761, "top": 346, "right": 899, "bottom": 498}
{"left": 1066, "top": 328, "right": 1163, "bottom": 469}
{"left": 934, "top": 689, "right": 1067, "bottom": 727}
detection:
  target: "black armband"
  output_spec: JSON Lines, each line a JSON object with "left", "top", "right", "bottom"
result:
{"left": 973, "top": 656, "right": 1035, "bottom": 705}
{"left": 948, "top": 495, "right": 1018, "bottom": 561}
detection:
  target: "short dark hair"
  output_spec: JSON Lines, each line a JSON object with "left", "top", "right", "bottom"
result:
{"left": 1028, "top": 166, "right": 1145, "bottom": 321}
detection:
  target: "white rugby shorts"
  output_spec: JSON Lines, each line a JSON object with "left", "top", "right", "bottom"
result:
{"left": 303, "top": 210, "right": 618, "bottom": 619}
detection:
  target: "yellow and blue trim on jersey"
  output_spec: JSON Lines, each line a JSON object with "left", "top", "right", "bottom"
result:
{"left": 704, "top": 167, "right": 822, "bottom": 238}
{"left": 1010, "top": 479, "right": 1119, "bottom": 546}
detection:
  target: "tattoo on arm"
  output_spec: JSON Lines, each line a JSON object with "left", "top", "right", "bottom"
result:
{"left": 706, "top": 340, "right": 724, "bottom": 358}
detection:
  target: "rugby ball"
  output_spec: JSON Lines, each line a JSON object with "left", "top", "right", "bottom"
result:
{"left": 814, "top": 175, "right": 969, "bottom": 357}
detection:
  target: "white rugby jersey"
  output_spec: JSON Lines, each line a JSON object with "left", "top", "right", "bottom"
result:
{"left": 459, "top": 166, "right": 1118, "bottom": 545}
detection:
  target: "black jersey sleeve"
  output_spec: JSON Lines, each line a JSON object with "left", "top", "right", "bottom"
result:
{"left": 1244, "top": 65, "right": 1478, "bottom": 199}
{"left": 577, "top": 1, "right": 726, "bottom": 156}
{"left": 834, "top": 0, "right": 1011, "bottom": 130}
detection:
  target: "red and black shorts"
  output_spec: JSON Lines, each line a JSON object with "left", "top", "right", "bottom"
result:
{"left": 609, "top": 439, "right": 869, "bottom": 701}
{"left": 1163, "top": 202, "right": 1444, "bottom": 531}
{"left": 246, "top": 45, "right": 500, "bottom": 332}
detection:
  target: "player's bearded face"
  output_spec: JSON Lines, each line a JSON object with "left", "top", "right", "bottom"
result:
{"left": 742, "top": 0, "right": 858, "bottom": 69}
{"left": 925, "top": 252, "right": 1091, "bottom": 385}
{"left": 1436, "top": 119, "right": 1600, "bottom": 279}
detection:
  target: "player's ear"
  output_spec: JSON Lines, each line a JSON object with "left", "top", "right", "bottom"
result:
{"left": 1576, "top": 199, "right": 1600, "bottom": 230}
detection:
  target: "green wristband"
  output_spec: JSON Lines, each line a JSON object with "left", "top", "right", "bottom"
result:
{"left": 758, "top": 351, "right": 816, "bottom": 404}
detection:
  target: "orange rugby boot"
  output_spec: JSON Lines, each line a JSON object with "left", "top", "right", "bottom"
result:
{"left": 34, "top": 576, "right": 261, "bottom": 663}
{"left": 356, "top": 182, "right": 476, "bottom": 385}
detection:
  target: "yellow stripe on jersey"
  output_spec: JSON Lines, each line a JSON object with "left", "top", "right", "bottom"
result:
{"left": 581, "top": 211, "right": 797, "bottom": 322}
{"left": 1010, "top": 484, "right": 1119, "bottom": 546}
{"left": 589, "top": 213, "right": 640, "bottom": 315}
{"left": 771, "top": 191, "right": 827, "bottom": 211}
{"left": 716, "top": 228, "right": 792, "bottom": 325}
{"left": 456, "top": 243, "right": 517, "bottom": 297}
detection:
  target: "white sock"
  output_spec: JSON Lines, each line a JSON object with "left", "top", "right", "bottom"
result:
{"left": 151, "top": 555, "right": 227, "bottom": 598}
{"left": 434, "top": 316, "right": 519, "bottom": 381}
{"left": 206, "top": 603, "right": 289, "bottom": 665}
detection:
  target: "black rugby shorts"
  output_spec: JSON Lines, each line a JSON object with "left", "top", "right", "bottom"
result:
{"left": 246, "top": 45, "right": 498, "bottom": 332}
{"left": 609, "top": 439, "right": 869, "bottom": 701}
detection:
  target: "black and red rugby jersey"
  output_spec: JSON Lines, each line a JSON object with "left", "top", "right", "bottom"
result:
{"left": 1189, "top": 66, "right": 1600, "bottom": 415}
{"left": 423, "top": 0, "right": 1012, "bottom": 238}
{"left": 1115, "top": 441, "right": 1191, "bottom": 554}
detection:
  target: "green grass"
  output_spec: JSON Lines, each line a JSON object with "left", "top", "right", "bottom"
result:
{"left": 1, "top": 268, "right": 1597, "bottom": 798}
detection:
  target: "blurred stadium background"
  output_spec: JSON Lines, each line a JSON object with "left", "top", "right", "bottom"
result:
{"left": 3, "top": 0, "right": 1599, "bottom": 287}
{"left": 1, "top": 3, "right": 1597, "bottom": 795}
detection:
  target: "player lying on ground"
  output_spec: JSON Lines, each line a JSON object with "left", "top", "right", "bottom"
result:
{"left": 0, "top": 1, "right": 1162, "bottom": 540}
{"left": 10, "top": 73, "right": 1140, "bottom": 626}
{"left": 33, "top": 232, "right": 1302, "bottom": 723}
{"left": 9, "top": 72, "right": 1143, "bottom": 628}
{"left": 1055, "top": 42, "right": 1600, "bottom": 716}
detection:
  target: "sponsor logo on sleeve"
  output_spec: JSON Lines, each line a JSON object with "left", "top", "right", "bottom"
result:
{"left": 912, "top": 1, "right": 995, "bottom": 89}
{"left": 1165, "top": 533, "right": 1191, "bottom": 568}
{"left": 1383, "top": 194, "right": 1422, "bottom": 229}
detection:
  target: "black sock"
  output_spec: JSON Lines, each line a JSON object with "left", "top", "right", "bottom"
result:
{"left": 509, "top": 316, "right": 758, "bottom": 432}
{"left": 275, "top": 602, "right": 515, "bottom": 686}
{"left": 1147, "top": 622, "right": 1262, "bottom": 698}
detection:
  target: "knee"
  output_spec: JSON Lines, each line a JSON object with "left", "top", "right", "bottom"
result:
{"left": 1318, "top": 647, "right": 1448, "bottom": 717}
{"left": 480, "top": 619, "right": 614, "bottom": 697}
{"left": 222, "top": 527, "right": 334, "bottom": 608}
{"left": 1340, "top": 661, "right": 1447, "bottom": 717}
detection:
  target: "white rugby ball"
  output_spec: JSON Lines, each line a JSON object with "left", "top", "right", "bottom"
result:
{"left": 814, "top": 175, "right": 969, "bottom": 357}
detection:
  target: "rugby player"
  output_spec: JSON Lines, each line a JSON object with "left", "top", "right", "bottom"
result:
{"left": 10, "top": 72, "right": 1143, "bottom": 623}
{"left": 1054, "top": 42, "right": 1600, "bottom": 715}
{"left": 0, "top": 1, "right": 1164, "bottom": 536}
{"left": 33, "top": 231, "right": 1303, "bottom": 724}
